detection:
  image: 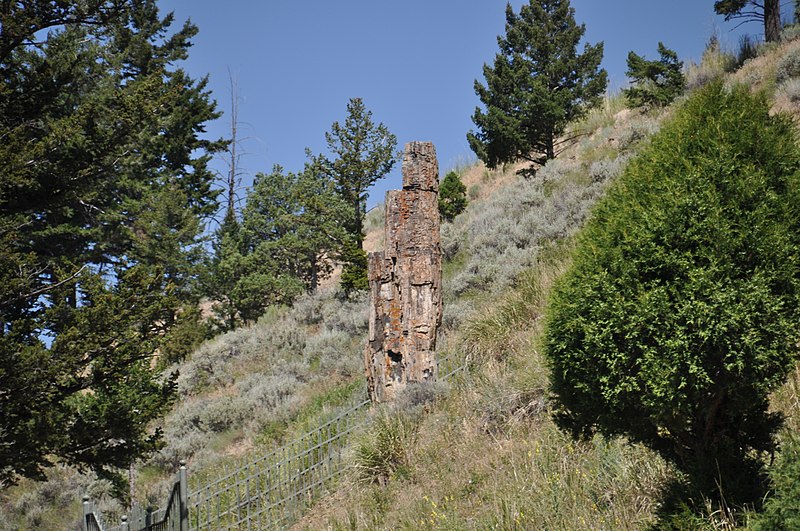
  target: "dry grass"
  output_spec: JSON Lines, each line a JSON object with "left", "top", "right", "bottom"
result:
{"left": 773, "top": 365, "right": 800, "bottom": 436}
{"left": 727, "top": 37, "right": 800, "bottom": 121}
{"left": 293, "top": 363, "right": 672, "bottom": 531}
{"left": 290, "top": 38, "right": 800, "bottom": 531}
{"left": 11, "top": 28, "right": 800, "bottom": 531}
{"left": 291, "top": 251, "right": 673, "bottom": 531}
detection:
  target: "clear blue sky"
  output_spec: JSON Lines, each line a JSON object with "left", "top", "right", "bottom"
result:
{"left": 159, "top": 0, "right": 772, "bottom": 210}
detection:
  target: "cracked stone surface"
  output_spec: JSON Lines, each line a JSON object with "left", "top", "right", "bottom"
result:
{"left": 365, "top": 142, "right": 442, "bottom": 403}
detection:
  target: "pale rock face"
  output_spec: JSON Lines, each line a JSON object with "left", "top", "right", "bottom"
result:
{"left": 364, "top": 142, "right": 443, "bottom": 403}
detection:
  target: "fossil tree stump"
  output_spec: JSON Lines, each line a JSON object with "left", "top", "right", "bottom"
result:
{"left": 365, "top": 141, "right": 442, "bottom": 403}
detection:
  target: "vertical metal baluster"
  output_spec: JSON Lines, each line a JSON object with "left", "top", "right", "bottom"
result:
{"left": 245, "top": 465, "right": 251, "bottom": 530}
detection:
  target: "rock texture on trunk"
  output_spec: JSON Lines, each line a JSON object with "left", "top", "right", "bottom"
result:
{"left": 365, "top": 142, "right": 442, "bottom": 403}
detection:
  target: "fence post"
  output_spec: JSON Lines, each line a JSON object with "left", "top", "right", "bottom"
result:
{"left": 121, "top": 515, "right": 129, "bottom": 531}
{"left": 179, "top": 460, "right": 189, "bottom": 531}
{"left": 82, "top": 495, "right": 91, "bottom": 531}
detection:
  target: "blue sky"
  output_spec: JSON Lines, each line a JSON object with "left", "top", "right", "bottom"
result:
{"left": 159, "top": 0, "right": 767, "bottom": 211}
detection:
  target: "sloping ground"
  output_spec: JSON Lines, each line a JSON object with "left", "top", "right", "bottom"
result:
{"left": 290, "top": 39, "right": 800, "bottom": 530}
{"left": 289, "top": 101, "right": 666, "bottom": 530}
{"left": 0, "top": 90, "right": 666, "bottom": 531}
{"left": 4, "top": 32, "right": 800, "bottom": 531}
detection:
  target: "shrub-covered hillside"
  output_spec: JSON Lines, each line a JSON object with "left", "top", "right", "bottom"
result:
{"left": 291, "top": 36, "right": 800, "bottom": 531}
{"left": 4, "top": 15, "right": 800, "bottom": 531}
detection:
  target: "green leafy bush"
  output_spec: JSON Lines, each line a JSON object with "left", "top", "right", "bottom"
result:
{"left": 544, "top": 82, "right": 800, "bottom": 505}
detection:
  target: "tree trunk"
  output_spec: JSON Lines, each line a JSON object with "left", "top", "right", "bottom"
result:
{"left": 545, "top": 134, "right": 555, "bottom": 160}
{"left": 309, "top": 254, "right": 318, "bottom": 292}
{"left": 765, "top": 0, "right": 782, "bottom": 42}
{"left": 353, "top": 198, "right": 363, "bottom": 249}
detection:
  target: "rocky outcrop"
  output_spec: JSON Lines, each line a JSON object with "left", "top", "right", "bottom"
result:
{"left": 365, "top": 142, "right": 443, "bottom": 403}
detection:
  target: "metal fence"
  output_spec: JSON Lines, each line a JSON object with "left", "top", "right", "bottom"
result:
{"left": 187, "top": 394, "right": 371, "bottom": 529}
{"left": 83, "top": 465, "right": 187, "bottom": 531}
{"left": 83, "top": 350, "right": 466, "bottom": 531}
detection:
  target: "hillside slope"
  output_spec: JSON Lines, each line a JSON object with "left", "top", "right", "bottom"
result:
{"left": 291, "top": 38, "right": 800, "bottom": 530}
{"left": 3, "top": 32, "right": 800, "bottom": 531}
{"left": 291, "top": 100, "right": 665, "bottom": 531}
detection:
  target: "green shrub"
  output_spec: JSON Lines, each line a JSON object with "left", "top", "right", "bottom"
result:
{"left": 753, "top": 436, "right": 800, "bottom": 530}
{"left": 624, "top": 42, "right": 685, "bottom": 108}
{"left": 544, "top": 82, "right": 800, "bottom": 507}
{"left": 354, "top": 411, "right": 419, "bottom": 485}
{"left": 438, "top": 171, "right": 468, "bottom": 221}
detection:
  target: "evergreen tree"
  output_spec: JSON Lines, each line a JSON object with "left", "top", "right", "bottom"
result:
{"left": 438, "top": 171, "right": 468, "bottom": 221}
{"left": 544, "top": 83, "right": 800, "bottom": 506}
{"left": 320, "top": 98, "right": 397, "bottom": 250}
{"left": 468, "top": 0, "right": 607, "bottom": 174}
{"left": 339, "top": 242, "right": 370, "bottom": 294}
{"left": 318, "top": 98, "right": 397, "bottom": 292}
{"left": 205, "top": 213, "right": 243, "bottom": 331}
{"left": 210, "top": 163, "right": 352, "bottom": 325}
{"left": 624, "top": 42, "right": 685, "bottom": 109}
{"left": 0, "top": 1, "right": 222, "bottom": 491}
{"left": 715, "top": 0, "right": 782, "bottom": 43}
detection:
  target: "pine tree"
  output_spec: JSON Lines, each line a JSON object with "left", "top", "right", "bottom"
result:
{"left": 715, "top": 0, "right": 782, "bottom": 43}
{"left": 624, "top": 42, "right": 685, "bottom": 109}
{"left": 321, "top": 98, "right": 397, "bottom": 250}
{"left": 212, "top": 163, "right": 352, "bottom": 324}
{"left": 438, "top": 171, "right": 468, "bottom": 221}
{"left": 205, "top": 214, "right": 244, "bottom": 331}
{"left": 0, "top": 1, "right": 222, "bottom": 491}
{"left": 468, "top": 0, "right": 607, "bottom": 174}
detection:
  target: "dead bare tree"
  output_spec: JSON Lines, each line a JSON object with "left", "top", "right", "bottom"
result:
{"left": 222, "top": 67, "right": 246, "bottom": 225}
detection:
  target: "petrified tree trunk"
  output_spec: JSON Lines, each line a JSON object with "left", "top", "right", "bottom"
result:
{"left": 365, "top": 142, "right": 442, "bottom": 403}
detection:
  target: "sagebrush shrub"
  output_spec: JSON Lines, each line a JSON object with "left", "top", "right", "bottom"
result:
{"left": 615, "top": 116, "right": 660, "bottom": 151}
{"left": 776, "top": 45, "right": 800, "bottom": 84}
{"left": 152, "top": 287, "right": 367, "bottom": 472}
{"left": 685, "top": 37, "right": 736, "bottom": 91}
{"left": 782, "top": 23, "right": 800, "bottom": 42}
{"left": 779, "top": 76, "right": 800, "bottom": 102}
{"left": 443, "top": 157, "right": 611, "bottom": 298}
